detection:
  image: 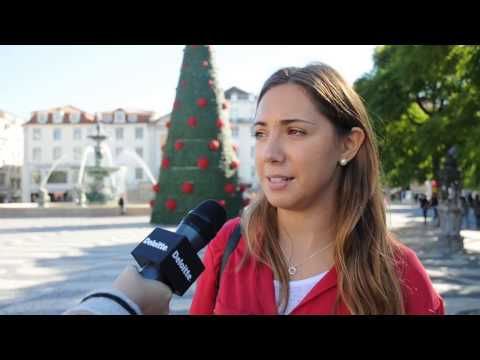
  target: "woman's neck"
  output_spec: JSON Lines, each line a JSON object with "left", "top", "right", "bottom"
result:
{"left": 277, "top": 203, "right": 336, "bottom": 252}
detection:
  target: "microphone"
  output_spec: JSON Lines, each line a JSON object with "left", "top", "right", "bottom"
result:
{"left": 131, "top": 200, "right": 227, "bottom": 296}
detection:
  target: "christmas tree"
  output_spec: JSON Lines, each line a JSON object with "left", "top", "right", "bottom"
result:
{"left": 150, "top": 45, "right": 244, "bottom": 225}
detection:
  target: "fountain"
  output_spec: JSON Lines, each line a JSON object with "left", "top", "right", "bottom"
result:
{"left": 83, "top": 122, "right": 120, "bottom": 204}
{"left": 33, "top": 121, "right": 158, "bottom": 212}
{"left": 37, "top": 153, "right": 71, "bottom": 208}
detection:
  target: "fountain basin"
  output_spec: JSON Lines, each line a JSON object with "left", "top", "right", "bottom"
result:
{"left": 0, "top": 202, "right": 150, "bottom": 218}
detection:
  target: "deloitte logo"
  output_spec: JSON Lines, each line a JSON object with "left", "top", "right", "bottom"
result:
{"left": 143, "top": 237, "right": 168, "bottom": 252}
{"left": 172, "top": 250, "right": 192, "bottom": 281}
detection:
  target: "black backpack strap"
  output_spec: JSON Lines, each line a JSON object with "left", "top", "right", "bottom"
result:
{"left": 215, "top": 224, "right": 242, "bottom": 293}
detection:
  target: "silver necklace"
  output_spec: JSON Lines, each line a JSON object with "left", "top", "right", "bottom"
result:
{"left": 287, "top": 242, "right": 333, "bottom": 275}
{"left": 282, "top": 227, "right": 333, "bottom": 276}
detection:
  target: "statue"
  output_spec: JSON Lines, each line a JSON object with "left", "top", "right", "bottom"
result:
{"left": 437, "top": 146, "right": 464, "bottom": 254}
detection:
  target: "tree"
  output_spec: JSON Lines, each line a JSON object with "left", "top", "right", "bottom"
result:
{"left": 150, "top": 45, "right": 243, "bottom": 225}
{"left": 355, "top": 45, "right": 480, "bottom": 189}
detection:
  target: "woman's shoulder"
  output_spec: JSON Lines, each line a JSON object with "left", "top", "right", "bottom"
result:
{"left": 207, "top": 217, "right": 242, "bottom": 256}
{"left": 394, "top": 242, "right": 445, "bottom": 314}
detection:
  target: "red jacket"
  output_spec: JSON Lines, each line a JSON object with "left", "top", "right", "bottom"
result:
{"left": 190, "top": 217, "right": 445, "bottom": 315}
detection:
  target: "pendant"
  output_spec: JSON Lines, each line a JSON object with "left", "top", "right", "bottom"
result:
{"left": 288, "top": 265, "right": 297, "bottom": 276}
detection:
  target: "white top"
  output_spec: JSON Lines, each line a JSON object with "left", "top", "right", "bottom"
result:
{"left": 273, "top": 271, "right": 327, "bottom": 315}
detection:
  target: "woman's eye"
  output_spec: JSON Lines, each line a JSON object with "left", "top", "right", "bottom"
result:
{"left": 288, "top": 128, "right": 306, "bottom": 136}
{"left": 253, "top": 131, "right": 265, "bottom": 139}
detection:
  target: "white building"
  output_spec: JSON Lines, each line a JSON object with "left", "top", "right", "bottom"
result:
{"left": 225, "top": 86, "right": 258, "bottom": 187}
{"left": 22, "top": 106, "right": 168, "bottom": 203}
{"left": 0, "top": 110, "right": 24, "bottom": 202}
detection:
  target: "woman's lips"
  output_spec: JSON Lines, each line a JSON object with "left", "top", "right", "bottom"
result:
{"left": 266, "top": 176, "right": 295, "bottom": 191}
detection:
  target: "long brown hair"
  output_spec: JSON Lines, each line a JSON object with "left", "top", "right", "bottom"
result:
{"left": 240, "top": 63, "right": 405, "bottom": 315}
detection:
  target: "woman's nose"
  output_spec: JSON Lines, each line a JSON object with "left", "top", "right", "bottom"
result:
{"left": 262, "top": 134, "right": 286, "bottom": 164}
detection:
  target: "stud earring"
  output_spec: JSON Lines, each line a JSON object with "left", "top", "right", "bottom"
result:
{"left": 340, "top": 159, "right": 348, "bottom": 166}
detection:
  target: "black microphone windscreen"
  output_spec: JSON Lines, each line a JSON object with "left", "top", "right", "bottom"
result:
{"left": 183, "top": 200, "right": 227, "bottom": 246}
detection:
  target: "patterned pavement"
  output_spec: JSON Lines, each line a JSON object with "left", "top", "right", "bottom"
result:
{"left": 0, "top": 204, "right": 479, "bottom": 315}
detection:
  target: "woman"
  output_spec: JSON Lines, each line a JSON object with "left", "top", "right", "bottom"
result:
{"left": 190, "top": 63, "right": 444, "bottom": 315}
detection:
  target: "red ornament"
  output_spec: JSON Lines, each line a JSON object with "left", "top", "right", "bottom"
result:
{"left": 230, "top": 160, "right": 239, "bottom": 170}
{"left": 152, "top": 184, "right": 160, "bottom": 193}
{"left": 165, "top": 199, "right": 177, "bottom": 211}
{"left": 202, "top": 60, "right": 209, "bottom": 67}
{"left": 197, "top": 98, "right": 208, "bottom": 108}
{"left": 208, "top": 79, "right": 214, "bottom": 87}
{"left": 209, "top": 139, "right": 220, "bottom": 151}
{"left": 181, "top": 182, "right": 194, "bottom": 194}
{"left": 217, "top": 200, "right": 226, "bottom": 207}
{"left": 166, "top": 121, "right": 171, "bottom": 129}
{"left": 162, "top": 157, "right": 170, "bottom": 169}
{"left": 431, "top": 180, "right": 438, "bottom": 188}
{"left": 187, "top": 116, "right": 197, "bottom": 127}
{"left": 197, "top": 157, "right": 209, "bottom": 170}
{"left": 222, "top": 103, "right": 227, "bottom": 110}
{"left": 216, "top": 119, "right": 224, "bottom": 128}
{"left": 175, "top": 140, "right": 184, "bottom": 151}
{"left": 224, "top": 183, "right": 235, "bottom": 193}
{"left": 149, "top": 200, "right": 155, "bottom": 208}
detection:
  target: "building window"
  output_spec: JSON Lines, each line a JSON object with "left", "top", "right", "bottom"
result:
{"left": 52, "top": 111, "right": 64, "bottom": 124}
{"left": 0, "top": 173, "right": 5, "bottom": 186}
{"left": 135, "top": 147, "right": 143, "bottom": 158}
{"left": 53, "top": 128, "right": 62, "bottom": 141}
{"left": 33, "top": 148, "right": 42, "bottom": 162}
{"left": 114, "top": 111, "right": 126, "bottom": 123}
{"left": 33, "top": 128, "right": 41, "bottom": 140}
{"left": 231, "top": 93, "right": 238, "bottom": 101}
{"left": 31, "top": 170, "right": 42, "bottom": 185}
{"left": 70, "top": 112, "right": 81, "bottom": 123}
{"left": 115, "top": 147, "right": 123, "bottom": 157}
{"left": 115, "top": 127, "right": 124, "bottom": 140}
{"left": 73, "top": 147, "right": 82, "bottom": 161}
{"left": 47, "top": 171, "right": 67, "bottom": 184}
{"left": 135, "top": 127, "right": 144, "bottom": 139}
{"left": 53, "top": 147, "right": 62, "bottom": 160}
{"left": 103, "top": 114, "right": 113, "bottom": 123}
{"left": 135, "top": 168, "right": 143, "bottom": 180}
{"left": 72, "top": 169, "right": 80, "bottom": 184}
{"left": 128, "top": 114, "right": 138, "bottom": 123}
{"left": 231, "top": 127, "right": 239, "bottom": 137}
{"left": 73, "top": 128, "right": 82, "bottom": 140}
{"left": 37, "top": 112, "right": 48, "bottom": 124}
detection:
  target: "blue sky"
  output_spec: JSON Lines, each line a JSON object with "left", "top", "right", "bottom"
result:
{"left": 0, "top": 45, "right": 378, "bottom": 120}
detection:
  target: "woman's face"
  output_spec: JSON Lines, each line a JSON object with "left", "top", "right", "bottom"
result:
{"left": 254, "top": 83, "right": 343, "bottom": 212}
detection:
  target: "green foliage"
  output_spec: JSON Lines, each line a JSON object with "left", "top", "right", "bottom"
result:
{"left": 355, "top": 45, "right": 480, "bottom": 189}
{"left": 151, "top": 45, "right": 243, "bottom": 225}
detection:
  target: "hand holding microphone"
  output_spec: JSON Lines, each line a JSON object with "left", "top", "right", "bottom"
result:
{"left": 65, "top": 200, "right": 226, "bottom": 315}
{"left": 111, "top": 265, "right": 172, "bottom": 315}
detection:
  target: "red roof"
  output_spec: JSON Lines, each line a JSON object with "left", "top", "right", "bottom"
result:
{"left": 24, "top": 105, "right": 95, "bottom": 125}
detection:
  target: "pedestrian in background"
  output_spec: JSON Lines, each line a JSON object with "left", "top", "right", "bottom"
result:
{"left": 419, "top": 195, "right": 429, "bottom": 225}
{"left": 430, "top": 194, "right": 439, "bottom": 226}
{"left": 473, "top": 194, "right": 480, "bottom": 230}
{"left": 460, "top": 196, "right": 470, "bottom": 229}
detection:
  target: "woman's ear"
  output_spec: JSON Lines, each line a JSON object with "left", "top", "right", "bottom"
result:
{"left": 340, "top": 127, "right": 365, "bottom": 163}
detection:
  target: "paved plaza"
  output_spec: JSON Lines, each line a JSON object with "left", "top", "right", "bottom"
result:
{"left": 0, "top": 204, "right": 479, "bottom": 315}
